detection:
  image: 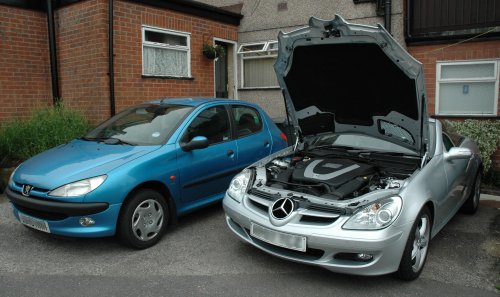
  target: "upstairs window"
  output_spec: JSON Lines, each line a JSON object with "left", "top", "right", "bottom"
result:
{"left": 142, "top": 26, "right": 191, "bottom": 78}
{"left": 238, "top": 41, "right": 279, "bottom": 88}
{"left": 436, "top": 60, "right": 498, "bottom": 116}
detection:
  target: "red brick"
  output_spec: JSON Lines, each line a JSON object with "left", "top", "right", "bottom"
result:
{"left": 408, "top": 40, "right": 500, "bottom": 169}
{"left": 1, "top": 0, "right": 237, "bottom": 124}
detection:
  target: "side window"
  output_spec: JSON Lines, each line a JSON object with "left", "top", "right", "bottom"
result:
{"left": 184, "top": 106, "right": 230, "bottom": 145}
{"left": 442, "top": 133, "right": 454, "bottom": 152}
{"left": 233, "top": 106, "right": 263, "bottom": 137}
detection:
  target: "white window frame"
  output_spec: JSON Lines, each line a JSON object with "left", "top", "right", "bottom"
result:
{"left": 436, "top": 59, "right": 499, "bottom": 116}
{"left": 238, "top": 41, "right": 279, "bottom": 89}
{"left": 141, "top": 25, "right": 191, "bottom": 78}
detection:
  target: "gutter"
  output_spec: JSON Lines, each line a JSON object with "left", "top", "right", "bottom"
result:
{"left": 46, "top": 0, "right": 60, "bottom": 103}
{"left": 109, "top": 0, "right": 115, "bottom": 116}
{"left": 384, "top": 0, "right": 391, "bottom": 33}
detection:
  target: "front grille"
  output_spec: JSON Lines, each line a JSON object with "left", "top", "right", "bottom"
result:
{"left": 307, "top": 203, "right": 345, "bottom": 214}
{"left": 248, "top": 189, "right": 280, "bottom": 201}
{"left": 13, "top": 182, "right": 50, "bottom": 193}
{"left": 249, "top": 188, "right": 344, "bottom": 225}
{"left": 300, "top": 215, "right": 338, "bottom": 224}
{"left": 13, "top": 203, "right": 68, "bottom": 221}
{"left": 248, "top": 199, "right": 268, "bottom": 213}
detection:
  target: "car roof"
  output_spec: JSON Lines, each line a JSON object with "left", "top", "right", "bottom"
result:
{"left": 148, "top": 98, "right": 250, "bottom": 107}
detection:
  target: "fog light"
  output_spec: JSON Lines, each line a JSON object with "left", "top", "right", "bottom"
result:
{"left": 357, "top": 253, "right": 373, "bottom": 261}
{"left": 79, "top": 217, "right": 95, "bottom": 227}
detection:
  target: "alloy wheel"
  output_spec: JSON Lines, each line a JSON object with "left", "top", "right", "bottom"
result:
{"left": 131, "top": 199, "right": 164, "bottom": 241}
{"left": 411, "top": 214, "right": 430, "bottom": 272}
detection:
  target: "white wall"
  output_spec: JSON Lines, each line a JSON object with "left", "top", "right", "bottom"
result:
{"left": 199, "top": 0, "right": 405, "bottom": 117}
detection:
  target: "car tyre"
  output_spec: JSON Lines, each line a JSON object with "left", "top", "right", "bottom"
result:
{"left": 395, "top": 206, "right": 432, "bottom": 281}
{"left": 460, "top": 172, "right": 481, "bottom": 214}
{"left": 117, "top": 189, "right": 169, "bottom": 249}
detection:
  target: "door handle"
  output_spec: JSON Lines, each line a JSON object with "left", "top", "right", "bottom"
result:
{"left": 264, "top": 141, "right": 270, "bottom": 147}
{"left": 227, "top": 149, "right": 234, "bottom": 157}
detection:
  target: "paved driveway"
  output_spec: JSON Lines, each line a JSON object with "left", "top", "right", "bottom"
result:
{"left": 0, "top": 194, "right": 498, "bottom": 297}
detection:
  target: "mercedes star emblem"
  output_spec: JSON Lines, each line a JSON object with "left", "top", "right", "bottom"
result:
{"left": 271, "top": 198, "right": 295, "bottom": 220}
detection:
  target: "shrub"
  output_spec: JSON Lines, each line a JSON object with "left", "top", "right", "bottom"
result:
{"left": 447, "top": 119, "right": 500, "bottom": 174}
{"left": 0, "top": 104, "right": 91, "bottom": 166}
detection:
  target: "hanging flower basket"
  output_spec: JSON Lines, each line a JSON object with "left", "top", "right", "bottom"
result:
{"left": 202, "top": 44, "right": 225, "bottom": 60}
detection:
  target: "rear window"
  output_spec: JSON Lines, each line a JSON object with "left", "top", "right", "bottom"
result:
{"left": 232, "top": 106, "right": 263, "bottom": 137}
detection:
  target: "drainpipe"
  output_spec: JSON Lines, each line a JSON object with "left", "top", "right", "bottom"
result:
{"left": 46, "top": 0, "right": 60, "bottom": 104}
{"left": 109, "top": 0, "right": 116, "bottom": 116}
{"left": 384, "top": 0, "right": 392, "bottom": 33}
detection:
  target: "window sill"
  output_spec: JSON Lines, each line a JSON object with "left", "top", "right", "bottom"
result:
{"left": 432, "top": 114, "right": 499, "bottom": 119}
{"left": 238, "top": 87, "right": 280, "bottom": 91}
{"left": 142, "top": 75, "right": 194, "bottom": 80}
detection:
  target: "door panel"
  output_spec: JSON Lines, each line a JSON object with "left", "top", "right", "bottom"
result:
{"left": 439, "top": 134, "right": 469, "bottom": 224}
{"left": 176, "top": 105, "right": 237, "bottom": 204}
{"left": 215, "top": 42, "right": 228, "bottom": 98}
{"left": 177, "top": 141, "right": 237, "bottom": 204}
{"left": 232, "top": 105, "right": 272, "bottom": 167}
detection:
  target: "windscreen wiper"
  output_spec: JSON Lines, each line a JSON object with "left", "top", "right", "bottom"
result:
{"left": 80, "top": 137, "right": 134, "bottom": 145}
{"left": 80, "top": 136, "right": 108, "bottom": 142}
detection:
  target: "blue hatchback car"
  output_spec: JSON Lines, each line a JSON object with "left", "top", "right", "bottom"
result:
{"left": 6, "top": 98, "right": 288, "bottom": 248}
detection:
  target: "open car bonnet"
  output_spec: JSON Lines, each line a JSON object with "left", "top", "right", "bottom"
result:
{"left": 275, "top": 16, "right": 428, "bottom": 155}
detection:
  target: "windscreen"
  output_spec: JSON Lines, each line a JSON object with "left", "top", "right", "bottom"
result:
{"left": 85, "top": 104, "right": 193, "bottom": 145}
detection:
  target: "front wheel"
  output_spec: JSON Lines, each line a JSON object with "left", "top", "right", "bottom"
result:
{"left": 395, "top": 206, "right": 432, "bottom": 281}
{"left": 117, "top": 189, "right": 169, "bottom": 249}
{"left": 460, "top": 172, "right": 481, "bottom": 214}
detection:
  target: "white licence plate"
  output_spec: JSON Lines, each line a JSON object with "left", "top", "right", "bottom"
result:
{"left": 19, "top": 213, "right": 50, "bottom": 233}
{"left": 250, "top": 223, "right": 306, "bottom": 252}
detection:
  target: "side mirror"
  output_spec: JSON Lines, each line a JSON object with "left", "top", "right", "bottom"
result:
{"left": 181, "top": 136, "right": 209, "bottom": 151}
{"left": 444, "top": 147, "right": 472, "bottom": 161}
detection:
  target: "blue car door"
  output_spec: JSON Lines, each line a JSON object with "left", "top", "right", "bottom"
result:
{"left": 176, "top": 105, "right": 238, "bottom": 206}
{"left": 231, "top": 105, "right": 272, "bottom": 168}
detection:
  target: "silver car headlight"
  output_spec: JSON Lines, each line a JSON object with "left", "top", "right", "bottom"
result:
{"left": 49, "top": 175, "right": 107, "bottom": 197}
{"left": 343, "top": 196, "right": 402, "bottom": 230}
{"left": 227, "top": 169, "right": 253, "bottom": 203}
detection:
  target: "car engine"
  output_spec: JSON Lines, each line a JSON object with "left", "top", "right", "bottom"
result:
{"left": 266, "top": 156, "right": 410, "bottom": 200}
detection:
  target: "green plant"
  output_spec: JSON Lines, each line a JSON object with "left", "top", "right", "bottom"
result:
{"left": 0, "top": 103, "right": 91, "bottom": 166}
{"left": 447, "top": 119, "right": 500, "bottom": 174}
{"left": 202, "top": 43, "right": 225, "bottom": 59}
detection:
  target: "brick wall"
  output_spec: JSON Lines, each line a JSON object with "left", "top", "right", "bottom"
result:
{"left": 408, "top": 40, "right": 500, "bottom": 116}
{"left": 0, "top": 5, "right": 52, "bottom": 122}
{"left": 56, "top": 0, "right": 110, "bottom": 124}
{"left": 1, "top": 0, "right": 238, "bottom": 125}
{"left": 408, "top": 40, "right": 500, "bottom": 170}
{"left": 113, "top": 0, "right": 238, "bottom": 113}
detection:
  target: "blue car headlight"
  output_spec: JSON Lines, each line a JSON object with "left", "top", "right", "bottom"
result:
{"left": 343, "top": 196, "right": 402, "bottom": 230}
{"left": 49, "top": 175, "right": 107, "bottom": 197}
{"left": 227, "top": 169, "right": 253, "bottom": 203}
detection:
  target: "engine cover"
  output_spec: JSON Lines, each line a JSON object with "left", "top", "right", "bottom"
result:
{"left": 292, "top": 158, "right": 374, "bottom": 188}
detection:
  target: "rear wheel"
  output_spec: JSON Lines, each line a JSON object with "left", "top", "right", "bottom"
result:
{"left": 395, "top": 206, "right": 432, "bottom": 281}
{"left": 460, "top": 172, "right": 481, "bottom": 214}
{"left": 117, "top": 189, "right": 169, "bottom": 249}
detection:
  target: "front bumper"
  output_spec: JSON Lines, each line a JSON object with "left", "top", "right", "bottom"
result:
{"left": 6, "top": 187, "right": 120, "bottom": 238}
{"left": 223, "top": 193, "right": 414, "bottom": 276}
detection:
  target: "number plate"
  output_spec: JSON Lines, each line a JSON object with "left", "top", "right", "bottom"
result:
{"left": 250, "top": 223, "right": 306, "bottom": 252}
{"left": 19, "top": 213, "right": 50, "bottom": 233}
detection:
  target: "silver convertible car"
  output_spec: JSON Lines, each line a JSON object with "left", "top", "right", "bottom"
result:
{"left": 222, "top": 16, "right": 482, "bottom": 281}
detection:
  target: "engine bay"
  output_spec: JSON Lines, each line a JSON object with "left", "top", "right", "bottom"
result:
{"left": 265, "top": 153, "right": 418, "bottom": 201}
